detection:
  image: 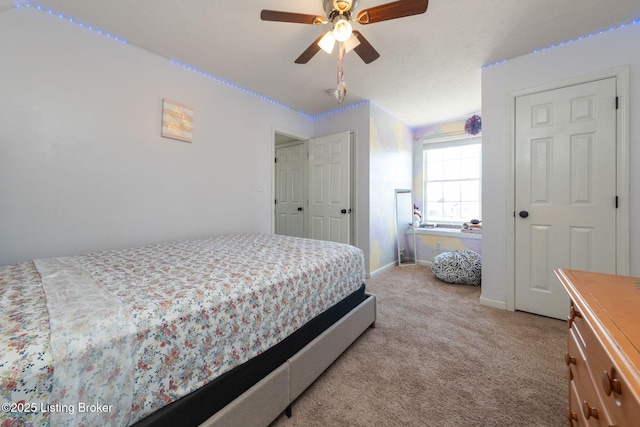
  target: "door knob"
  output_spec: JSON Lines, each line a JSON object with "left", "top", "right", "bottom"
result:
{"left": 341, "top": 209, "right": 347, "bottom": 214}
{"left": 519, "top": 211, "right": 529, "bottom": 218}
{"left": 297, "top": 207, "right": 303, "bottom": 211}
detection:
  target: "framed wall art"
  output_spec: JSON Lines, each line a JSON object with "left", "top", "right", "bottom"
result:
{"left": 161, "top": 99, "right": 193, "bottom": 143}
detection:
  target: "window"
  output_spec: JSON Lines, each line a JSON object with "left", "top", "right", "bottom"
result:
{"left": 423, "top": 136, "right": 481, "bottom": 224}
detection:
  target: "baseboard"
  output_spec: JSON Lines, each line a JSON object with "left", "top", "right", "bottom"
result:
{"left": 479, "top": 295, "right": 507, "bottom": 311}
{"left": 368, "top": 261, "right": 397, "bottom": 278}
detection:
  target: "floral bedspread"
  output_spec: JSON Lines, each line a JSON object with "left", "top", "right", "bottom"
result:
{"left": 0, "top": 261, "right": 53, "bottom": 427}
{"left": 0, "top": 234, "right": 365, "bottom": 426}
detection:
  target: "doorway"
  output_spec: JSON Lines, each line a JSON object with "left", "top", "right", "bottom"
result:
{"left": 275, "top": 137, "right": 307, "bottom": 238}
{"left": 273, "top": 131, "right": 354, "bottom": 245}
{"left": 509, "top": 69, "right": 629, "bottom": 320}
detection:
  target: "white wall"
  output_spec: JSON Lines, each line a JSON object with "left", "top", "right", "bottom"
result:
{"left": 368, "top": 103, "right": 413, "bottom": 275}
{"left": 0, "top": 8, "right": 313, "bottom": 265}
{"left": 481, "top": 23, "right": 640, "bottom": 306}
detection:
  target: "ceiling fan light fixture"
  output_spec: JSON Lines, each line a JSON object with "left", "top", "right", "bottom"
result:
{"left": 318, "top": 30, "right": 336, "bottom": 54}
{"left": 333, "top": 18, "right": 352, "bottom": 42}
{"left": 343, "top": 33, "right": 361, "bottom": 53}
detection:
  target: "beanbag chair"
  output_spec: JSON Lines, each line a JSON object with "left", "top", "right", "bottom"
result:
{"left": 431, "top": 250, "right": 482, "bottom": 286}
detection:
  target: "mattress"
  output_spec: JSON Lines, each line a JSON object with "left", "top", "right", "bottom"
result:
{"left": 0, "top": 233, "right": 365, "bottom": 426}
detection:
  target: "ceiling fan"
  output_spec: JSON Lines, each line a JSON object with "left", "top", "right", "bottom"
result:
{"left": 261, "top": 0, "right": 429, "bottom": 102}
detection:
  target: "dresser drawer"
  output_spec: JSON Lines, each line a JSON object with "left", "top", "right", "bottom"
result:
{"left": 557, "top": 269, "right": 640, "bottom": 427}
{"left": 567, "top": 327, "right": 615, "bottom": 426}
{"left": 569, "top": 380, "right": 611, "bottom": 427}
{"left": 576, "top": 321, "right": 640, "bottom": 425}
{"left": 568, "top": 300, "right": 640, "bottom": 426}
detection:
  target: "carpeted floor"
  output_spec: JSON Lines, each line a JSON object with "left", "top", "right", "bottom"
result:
{"left": 269, "top": 265, "right": 567, "bottom": 427}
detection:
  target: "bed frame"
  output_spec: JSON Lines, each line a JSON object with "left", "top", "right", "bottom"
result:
{"left": 132, "top": 291, "right": 376, "bottom": 427}
{"left": 204, "top": 293, "right": 376, "bottom": 427}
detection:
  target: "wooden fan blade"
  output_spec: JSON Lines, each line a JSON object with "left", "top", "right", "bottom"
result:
{"left": 261, "top": 10, "right": 325, "bottom": 25}
{"left": 295, "top": 34, "right": 325, "bottom": 64}
{"left": 352, "top": 31, "right": 380, "bottom": 64}
{"left": 357, "top": 0, "right": 428, "bottom": 24}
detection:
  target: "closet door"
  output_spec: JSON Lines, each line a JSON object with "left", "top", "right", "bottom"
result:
{"left": 275, "top": 143, "right": 306, "bottom": 238}
{"left": 514, "top": 78, "right": 617, "bottom": 319}
{"left": 308, "top": 131, "right": 352, "bottom": 244}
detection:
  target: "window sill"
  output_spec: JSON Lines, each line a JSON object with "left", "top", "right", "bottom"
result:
{"left": 414, "top": 227, "right": 482, "bottom": 240}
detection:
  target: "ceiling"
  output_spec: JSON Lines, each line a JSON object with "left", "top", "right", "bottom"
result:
{"left": 3, "top": 0, "right": 640, "bottom": 127}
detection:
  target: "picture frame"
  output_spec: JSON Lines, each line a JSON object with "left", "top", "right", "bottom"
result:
{"left": 161, "top": 99, "right": 193, "bottom": 143}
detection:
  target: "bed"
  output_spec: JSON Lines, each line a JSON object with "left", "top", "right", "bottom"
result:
{"left": 0, "top": 233, "right": 376, "bottom": 426}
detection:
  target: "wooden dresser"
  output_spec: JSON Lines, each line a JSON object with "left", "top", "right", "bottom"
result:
{"left": 555, "top": 269, "right": 640, "bottom": 426}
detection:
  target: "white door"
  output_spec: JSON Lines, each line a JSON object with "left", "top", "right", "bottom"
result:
{"left": 275, "top": 143, "right": 306, "bottom": 238}
{"left": 308, "top": 131, "right": 352, "bottom": 244}
{"left": 514, "top": 78, "right": 617, "bottom": 319}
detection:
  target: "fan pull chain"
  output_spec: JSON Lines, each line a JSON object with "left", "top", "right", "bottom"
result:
{"left": 335, "top": 42, "right": 347, "bottom": 102}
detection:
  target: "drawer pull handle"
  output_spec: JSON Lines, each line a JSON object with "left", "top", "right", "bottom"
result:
{"left": 568, "top": 304, "right": 582, "bottom": 327}
{"left": 567, "top": 409, "right": 578, "bottom": 422}
{"left": 602, "top": 369, "right": 622, "bottom": 396}
{"left": 564, "top": 353, "right": 576, "bottom": 365}
{"left": 570, "top": 305, "right": 582, "bottom": 320}
{"left": 582, "top": 401, "right": 599, "bottom": 420}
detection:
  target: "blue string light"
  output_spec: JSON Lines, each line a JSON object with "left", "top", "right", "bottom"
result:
{"left": 12, "top": 1, "right": 128, "bottom": 45}
{"left": 313, "top": 101, "right": 370, "bottom": 119}
{"left": 482, "top": 17, "right": 640, "bottom": 69}
{"left": 11, "top": 0, "right": 374, "bottom": 121}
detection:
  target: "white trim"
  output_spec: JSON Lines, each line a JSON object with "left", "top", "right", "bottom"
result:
{"left": 479, "top": 295, "right": 508, "bottom": 311}
{"left": 614, "top": 69, "right": 630, "bottom": 275}
{"left": 368, "top": 261, "right": 397, "bottom": 278}
{"left": 505, "top": 86, "right": 516, "bottom": 312}
{"left": 505, "top": 66, "right": 630, "bottom": 312}
{"left": 275, "top": 140, "right": 305, "bottom": 149}
{"left": 415, "top": 227, "right": 482, "bottom": 240}
{"left": 349, "top": 130, "right": 357, "bottom": 248}
{"left": 417, "top": 259, "right": 432, "bottom": 267}
{"left": 422, "top": 135, "right": 481, "bottom": 149}
{"left": 420, "top": 133, "right": 482, "bottom": 144}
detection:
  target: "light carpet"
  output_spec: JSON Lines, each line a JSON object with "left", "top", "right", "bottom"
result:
{"left": 269, "top": 265, "right": 567, "bottom": 427}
